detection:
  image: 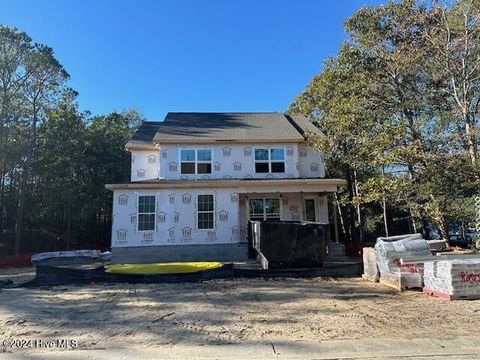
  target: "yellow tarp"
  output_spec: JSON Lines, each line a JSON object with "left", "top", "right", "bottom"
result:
{"left": 105, "top": 262, "right": 223, "bottom": 275}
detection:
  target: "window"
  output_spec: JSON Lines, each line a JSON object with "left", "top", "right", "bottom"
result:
{"left": 197, "top": 149, "right": 212, "bottom": 174}
{"left": 254, "top": 148, "right": 285, "bottom": 173}
{"left": 138, "top": 195, "right": 156, "bottom": 231}
{"left": 270, "top": 149, "right": 285, "bottom": 173}
{"left": 249, "top": 198, "right": 281, "bottom": 221}
{"left": 197, "top": 194, "right": 214, "bottom": 229}
{"left": 180, "top": 149, "right": 212, "bottom": 174}
{"left": 180, "top": 150, "right": 195, "bottom": 174}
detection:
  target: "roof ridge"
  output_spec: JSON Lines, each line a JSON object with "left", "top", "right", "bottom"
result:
{"left": 166, "top": 111, "right": 280, "bottom": 115}
{"left": 284, "top": 114, "right": 305, "bottom": 137}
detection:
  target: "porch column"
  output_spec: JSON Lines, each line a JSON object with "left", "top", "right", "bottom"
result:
{"left": 300, "top": 191, "right": 305, "bottom": 221}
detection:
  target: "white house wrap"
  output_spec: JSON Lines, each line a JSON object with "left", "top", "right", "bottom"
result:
{"left": 106, "top": 112, "right": 345, "bottom": 263}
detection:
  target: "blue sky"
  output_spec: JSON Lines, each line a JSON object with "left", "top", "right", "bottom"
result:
{"left": 0, "top": 0, "right": 384, "bottom": 120}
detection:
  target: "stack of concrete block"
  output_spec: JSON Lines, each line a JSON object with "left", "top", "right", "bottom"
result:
{"left": 374, "top": 234, "right": 431, "bottom": 289}
{"left": 424, "top": 259, "right": 480, "bottom": 298}
{"left": 362, "top": 247, "right": 379, "bottom": 282}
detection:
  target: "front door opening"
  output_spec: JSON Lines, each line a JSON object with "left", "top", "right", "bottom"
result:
{"left": 304, "top": 198, "right": 317, "bottom": 222}
{"left": 249, "top": 198, "right": 280, "bottom": 221}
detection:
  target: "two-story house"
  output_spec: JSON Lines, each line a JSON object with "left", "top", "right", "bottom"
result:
{"left": 106, "top": 112, "right": 345, "bottom": 264}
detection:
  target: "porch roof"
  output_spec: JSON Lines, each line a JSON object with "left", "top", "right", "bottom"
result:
{"left": 105, "top": 178, "right": 346, "bottom": 193}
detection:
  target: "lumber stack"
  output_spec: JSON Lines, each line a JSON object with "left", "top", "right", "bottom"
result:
{"left": 374, "top": 234, "right": 431, "bottom": 290}
{"left": 423, "top": 259, "right": 480, "bottom": 299}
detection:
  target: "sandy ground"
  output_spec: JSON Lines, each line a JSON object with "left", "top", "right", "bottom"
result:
{"left": 1, "top": 268, "right": 480, "bottom": 355}
{"left": 0, "top": 266, "right": 35, "bottom": 285}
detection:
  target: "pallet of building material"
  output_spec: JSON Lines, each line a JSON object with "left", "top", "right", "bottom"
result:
{"left": 379, "top": 270, "right": 424, "bottom": 291}
{"left": 401, "top": 254, "right": 480, "bottom": 265}
{"left": 377, "top": 233, "right": 423, "bottom": 243}
{"left": 362, "top": 247, "right": 379, "bottom": 282}
{"left": 375, "top": 235, "right": 431, "bottom": 290}
{"left": 422, "top": 288, "right": 480, "bottom": 301}
{"left": 426, "top": 239, "right": 449, "bottom": 252}
{"left": 423, "top": 259, "right": 480, "bottom": 300}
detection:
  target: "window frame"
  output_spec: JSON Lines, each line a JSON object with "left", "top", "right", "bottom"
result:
{"left": 180, "top": 149, "right": 196, "bottom": 175}
{"left": 179, "top": 148, "right": 213, "bottom": 175}
{"left": 137, "top": 194, "right": 156, "bottom": 232}
{"left": 248, "top": 197, "right": 282, "bottom": 221}
{"left": 254, "top": 147, "right": 286, "bottom": 174}
{"left": 197, "top": 193, "right": 215, "bottom": 230}
{"left": 196, "top": 149, "right": 212, "bottom": 174}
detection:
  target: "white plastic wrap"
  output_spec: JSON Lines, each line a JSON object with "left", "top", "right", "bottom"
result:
{"left": 362, "top": 247, "right": 379, "bottom": 281}
{"left": 424, "top": 259, "right": 480, "bottom": 296}
{"left": 31, "top": 250, "right": 100, "bottom": 263}
{"left": 374, "top": 234, "right": 431, "bottom": 289}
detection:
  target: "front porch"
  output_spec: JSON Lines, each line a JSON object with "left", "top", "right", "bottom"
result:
{"left": 238, "top": 192, "right": 329, "bottom": 227}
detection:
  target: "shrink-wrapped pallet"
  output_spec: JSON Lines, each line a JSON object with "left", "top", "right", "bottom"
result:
{"left": 424, "top": 259, "right": 480, "bottom": 298}
{"left": 374, "top": 234, "right": 431, "bottom": 289}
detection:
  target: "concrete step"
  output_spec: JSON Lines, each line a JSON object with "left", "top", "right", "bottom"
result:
{"left": 327, "top": 243, "right": 346, "bottom": 256}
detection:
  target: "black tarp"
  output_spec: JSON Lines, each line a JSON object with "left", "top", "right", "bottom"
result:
{"left": 34, "top": 264, "right": 235, "bottom": 286}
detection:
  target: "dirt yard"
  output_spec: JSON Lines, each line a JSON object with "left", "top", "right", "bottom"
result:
{"left": 1, "top": 270, "right": 480, "bottom": 352}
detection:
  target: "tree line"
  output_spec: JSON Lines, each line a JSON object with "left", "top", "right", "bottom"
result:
{"left": 2, "top": 0, "right": 479, "bottom": 256}
{"left": 290, "top": 0, "right": 480, "bottom": 244}
{"left": 0, "top": 25, "right": 140, "bottom": 256}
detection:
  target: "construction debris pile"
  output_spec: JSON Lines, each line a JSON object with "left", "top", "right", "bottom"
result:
{"left": 424, "top": 259, "right": 480, "bottom": 299}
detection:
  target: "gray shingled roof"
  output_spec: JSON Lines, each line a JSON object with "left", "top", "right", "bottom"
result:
{"left": 125, "top": 121, "right": 162, "bottom": 148}
{"left": 287, "top": 114, "right": 323, "bottom": 136}
{"left": 126, "top": 112, "right": 321, "bottom": 148}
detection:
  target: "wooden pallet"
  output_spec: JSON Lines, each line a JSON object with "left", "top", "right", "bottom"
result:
{"left": 379, "top": 276, "right": 403, "bottom": 291}
{"left": 378, "top": 272, "right": 423, "bottom": 292}
{"left": 422, "top": 287, "right": 480, "bottom": 301}
{"left": 362, "top": 273, "right": 379, "bottom": 283}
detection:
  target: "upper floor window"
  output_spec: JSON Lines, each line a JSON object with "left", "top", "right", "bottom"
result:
{"left": 138, "top": 195, "right": 156, "bottom": 231}
{"left": 254, "top": 148, "right": 285, "bottom": 173}
{"left": 180, "top": 149, "right": 212, "bottom": 174}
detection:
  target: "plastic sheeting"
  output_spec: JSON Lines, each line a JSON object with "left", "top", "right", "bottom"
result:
{"left": 99, "top": 251, "right": 111, "bottom": 262}
{"left": 31, "top": 262, "right": 362, "bottom": 287}
{"left": 31, "top": 250, "right": 100, "bottom": 264}
{"left": 106, "top": 262, "right": 223, "bottom": 275}
{"left": 34, "top": 264, "right": 234, "bottom": 286}
{"left": 362, "top": 247, "right": 379, "bottom": 281}
{"left": 374, "top": 233, "right": 431, "bottom": 289}
{"left": 424, "top": 259, "right": 480, "bottom": 297}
